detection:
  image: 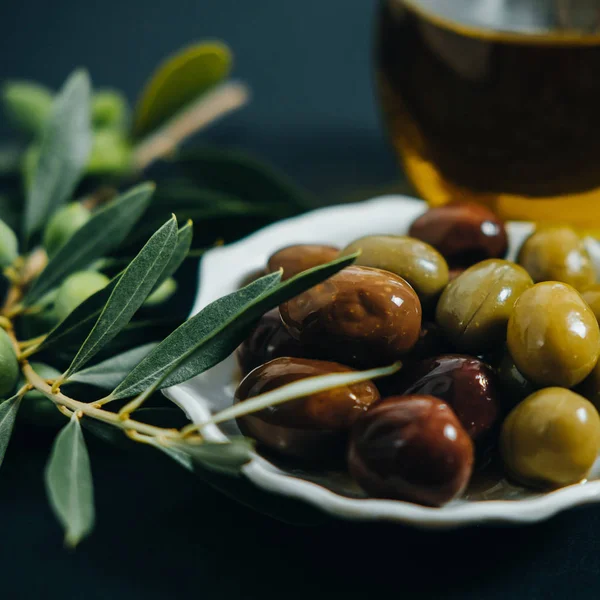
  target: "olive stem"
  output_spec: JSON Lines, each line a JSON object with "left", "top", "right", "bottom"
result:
{"left": 18, "top": 334, "right": 47, "bottom": 349}
{"left": 132, "top": 81, "right": 249, "bottom": 171}
{"left": 21, "top": 362, "right": 183, "bottom": 439}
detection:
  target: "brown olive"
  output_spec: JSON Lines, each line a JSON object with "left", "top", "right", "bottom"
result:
{"left": 435, "top": 259, "right": 533, "bottom": 353}
{"left": 267, "top": 244, "right": 340, "bottom": 281}
{"left": 379, "top": 355, "right": 500, "bottom": 460}
{"left": 348, "top": 395, "right": 474, "bottom": 506}
{"left": 280, "top": 266, "right": 422, "bottom": 367}
{"left": 408, "top": 201, "right": 508, "bottom": 269}
{"left": 236, "top": 309, "right": 306, "bottom": 377}
{"left": 235, "top": 357, "right": 380, "bottom": 459}
{"left": 582, "top": 284, "right": 600, "bottom": 322}
{"left": 517, "top": 226, "right": 596, "bottom": 291}
{"left": 507, "top": 282, "right": 600, "bottom": 388}
{"left": 340, "top": 235, "right": 448, "bottom": 309}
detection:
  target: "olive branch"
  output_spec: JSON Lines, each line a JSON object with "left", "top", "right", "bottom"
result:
{"left": 0, "top": 54, "right": 392, "bottom": 546}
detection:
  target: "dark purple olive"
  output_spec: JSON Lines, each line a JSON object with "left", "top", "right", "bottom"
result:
{"left": 348, "top": 395, "right": 474, "bottom": 506}
{"left": 379, "top": 355, "right": 501, "bottom": 461}
{"left": 235, "top": 357, "right": 380, "bottom": 460}
{"left": 408, "top": 202, "right": 508, "bottom": 269}
{"left": 267, "top": 244, "right": 340, "bottom": 281}
{"left": 236, "top": 309, "right": 306, "bottom": 377}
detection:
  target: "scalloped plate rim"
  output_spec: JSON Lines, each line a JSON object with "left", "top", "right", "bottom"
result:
{"left": 163, "top": 194, "right": 600, "bottom": 529}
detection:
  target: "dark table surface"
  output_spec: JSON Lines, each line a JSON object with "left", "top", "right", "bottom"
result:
{"left": 1, "top": 1, "right": 599, "bottom": 598}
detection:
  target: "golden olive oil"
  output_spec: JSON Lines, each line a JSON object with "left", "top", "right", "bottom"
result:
{"left": 377, "top": 0, "right": 600, "bottom": 229}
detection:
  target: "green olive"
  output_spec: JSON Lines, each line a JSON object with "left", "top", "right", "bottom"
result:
{"left": 435, "top": 259, "right": 533, "bottom": 352}
{"left": 87, "top": 130, "right": 132, "bottom": 175}
{"left": 341, "top": 235, "right": 449, "bottom": 308}
{"left": 500, "top": 388, "right": 600, "bottom": 488}
{"left": 0, "top": 328, "right": 19, "bottom": 398}
{"left": 517, "top": 226, "right": 596, "bottom": 291}
{"left": 55, "top": 271, "right": 110, "bottom": 321}
{"left": 92, "top": 90, "right": 128, "bottom": 130}
{"left": 507, "top": 282, "right": 600, "bottom": 388}
{"left": 495, "top": 352, "right": 537, "bottom": 411}
{"left": 0, "top": 218, "right": 18, "bottom": 268}
{"left": 582, "top": 284, "right": 600, "bottom": 323}
{"left": 43, "top": 202, "right": 91, "bottom": 258}
{"left": 18, "top": 362, "right": 65, "bottom": 427}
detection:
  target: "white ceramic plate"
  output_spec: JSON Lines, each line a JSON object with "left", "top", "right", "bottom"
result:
{"left": 163, "top": 195, "right": 600, "bottom": 529}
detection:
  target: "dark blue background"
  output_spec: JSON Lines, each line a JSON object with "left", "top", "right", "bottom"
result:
{"left": 1, "top": 1, "right": 599, "bottom": 598}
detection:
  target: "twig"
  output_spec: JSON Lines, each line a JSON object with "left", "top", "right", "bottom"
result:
{"left": 132, "top": 81, "right": 249, "bottom": 171}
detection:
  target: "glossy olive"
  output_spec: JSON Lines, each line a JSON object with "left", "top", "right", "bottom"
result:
{"left": 236, "top": 309, "right": 306, "bottom": 376}
{"left": 436, "top": 259, "right": 533, "bottom": 353}
{"left": 495, "top": 352, "right": 537, "bottom": 410}
{"left": 507, "top": 282, "right": 600, "bottom": 388}
{"left": 235, "top": 357, "right": 380, "bottom": 459}
{"left": 341, "top": 235, "right": 448, "bottom": 308}
{"left": 267, "top": 244, "right": 340, "bottom": 281}
{"left": 280, "top": 266, "right": 422, "bottom": 367}
{"left": 500, "top": 388, "right": 600, "bottom": 488}
{"left": 348, "top": 395, "right": 474, "bottom": 506}
{"left": 379, "top": 355, "right": 500, "bottom": 456}
{"left": 582, "top": 284, "right": 600, "bottom": 322}
{"left": 408, "top": 202, "right": 508, "bottom": 269}
{"left": 517, "top": 226, "right": 596, "bottom": 291}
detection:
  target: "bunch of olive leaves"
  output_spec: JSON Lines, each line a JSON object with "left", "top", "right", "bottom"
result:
{"left": 0, "top": 42, "right": 402, "bottom": 545}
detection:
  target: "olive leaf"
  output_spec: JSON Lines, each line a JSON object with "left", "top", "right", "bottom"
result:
{"left": 177, "top": 438, "right": 255, "bottom": 476}
{"left": 45, "top": 413, "right": 95, "bottom": 547}
{"left": 24, "top": 182, "right": 155, "bottom": 305}
{"left": 0, "top": 395, "right": 22, "bottom": 469}
{"left": 133, "top": 41, "right": 232, "bottom": 137}
{"left": 155, "top": 220, "right": 193, "bottom": 288}
{"left": 24, "top": 70, "right": 92, "bottom": 239}
{"left": 62, "top": 216, "right": 178, "bottom": 378}
{"left": 110, "top": 252, "right": 357, "bottom": 399}
{"left": 176, "top": 147, "right": 313, "bottom": 211}
{"left": 146, "top": 438, "right": 194, "bottom": 471}
{"left": 67, "top": 343, "right": 158, "bottom": 390}
{"left": 2, "top": 81, "right": 54, "bottom": 137}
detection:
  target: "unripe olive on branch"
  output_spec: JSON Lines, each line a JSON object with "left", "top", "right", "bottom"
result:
{"left": 55, "top": 270, "right": 110, "bottom": 322}
{"left": 0, "top": 218, "right": 18, "bottom": 268}
{"left": 0, "top": 328, "right": 19, "bottom": 397}
{"left": 43, "top": 202, "right": 91, "bottom": 258}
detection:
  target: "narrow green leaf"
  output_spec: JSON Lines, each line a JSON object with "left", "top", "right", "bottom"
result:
{"left": 63, "top": 217, "right": 178, "bottom": 377}
{"left": 133, "top": 42, "right": 232, "bottom": 136}
{"left": 25, "top": 182, "right": 155, "bottom": 305}
{"left": 178, "top": 438, "right": 255, "bottom": 475}
{"left": 156, "top": 220, "right": 193, "bottom": 288}
{"left": 67, "top": 343, "right": 158, "bottom": 390}
{"left": 111, "top": 253, "right": 357, "bottom": 399}
{"left": 0, "top": 395, "right": 22, "bottom": 468}
{"left": 44, "top": 414, "right": 95, "bottom": 547}
{"left": 209, "top": 362, "right": 402, "bottom": 426}
{"left": 24, "top": 70, "right": 92, "bottom": 238}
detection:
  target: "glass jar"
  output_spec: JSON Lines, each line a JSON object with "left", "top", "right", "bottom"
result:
{"left": 377, "top": 0, "right": 600, "bottom": 230}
